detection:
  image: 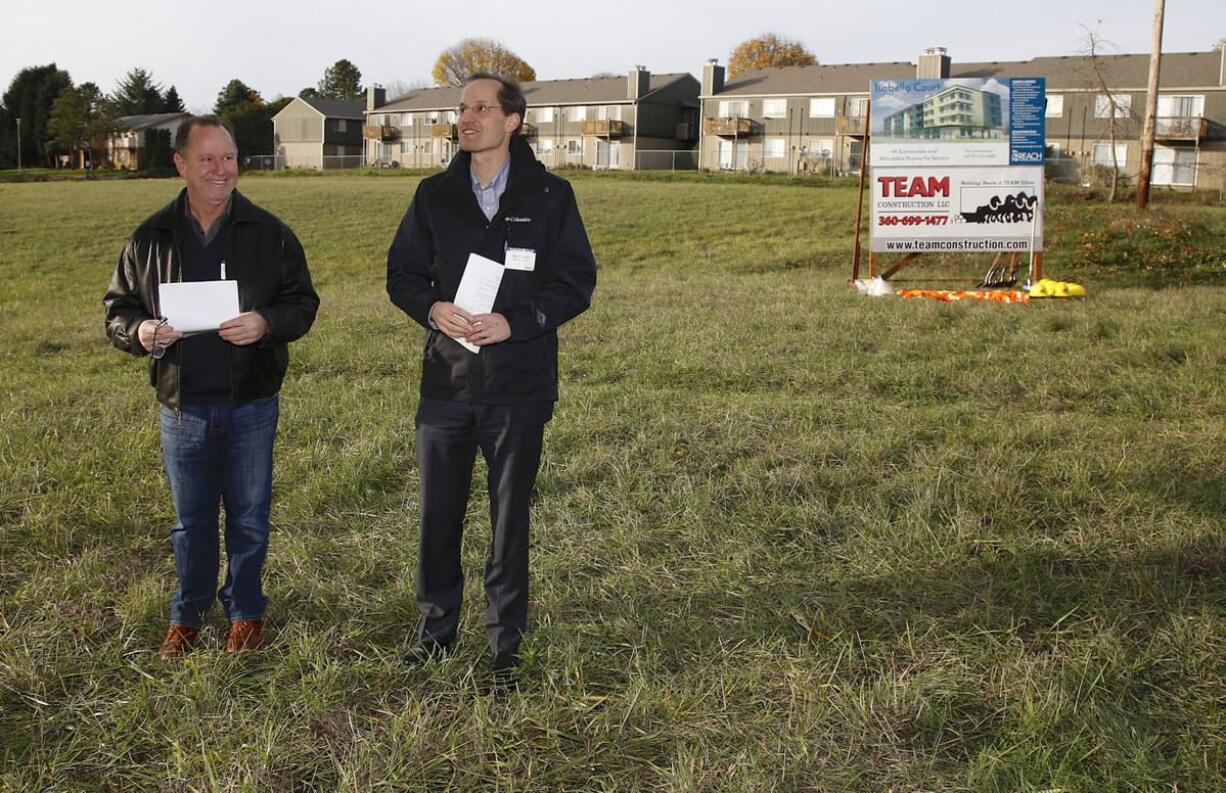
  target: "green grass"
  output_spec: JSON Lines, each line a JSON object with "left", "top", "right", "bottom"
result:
{"left": 1, "top": 173, "right": 1224, "bottom": 791}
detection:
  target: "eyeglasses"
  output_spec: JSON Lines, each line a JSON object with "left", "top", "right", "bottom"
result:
{"left": 455, "top": 103, "right": 502, "bottom": 118}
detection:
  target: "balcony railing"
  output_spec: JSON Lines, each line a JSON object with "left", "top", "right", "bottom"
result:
{"left": 703, "top": 117, "right": 754, "bottom": 137}
{"left": 1154, "top": 116, "right": 1208, "bottom": 141}
{"left": 363, "top": 125, "right": 399, "bottom": 141}
{"left": 581, "top": 119, "right": 627, "bottom": 137}
{"left": 431, "top": 123, "right": 457, "bottom": 140}
{"left": 836, "top": 116, "right": 868, "bottom": 136}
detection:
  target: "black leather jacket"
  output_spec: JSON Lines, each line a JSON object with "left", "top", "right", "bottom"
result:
{"left": 104, "top": 189, "right": 319, "bottom": 412}
{"left": 387, "top": 137, "right": 597, "bottom": 404}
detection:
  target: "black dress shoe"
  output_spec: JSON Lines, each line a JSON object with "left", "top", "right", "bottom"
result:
{"left": 490, "top": 651, "right": 520, "bottom": 698}
{"left": 403, "top": 640, "right": 450, "bottom": 667}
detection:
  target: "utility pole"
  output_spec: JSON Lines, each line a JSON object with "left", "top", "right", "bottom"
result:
{"left": 16, "top": 117, "right": 21, "bottom": 172}
{"left": 1136, "top": 0, "right": 1166, "bottom": 211}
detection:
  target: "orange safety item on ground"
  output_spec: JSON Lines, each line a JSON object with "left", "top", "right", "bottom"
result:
{"left": 896, "top": 289, "right": 1030, "bottom": 304}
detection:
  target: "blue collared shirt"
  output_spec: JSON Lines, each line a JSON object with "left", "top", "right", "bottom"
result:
{"left": 471, "top": 157, "right": 511, "bottom": 221}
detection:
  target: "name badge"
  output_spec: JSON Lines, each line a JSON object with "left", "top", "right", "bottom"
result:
{"left": 504, "top": 247, "right": 537, "bottom": 272}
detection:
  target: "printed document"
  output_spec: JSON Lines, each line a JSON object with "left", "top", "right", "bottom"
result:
{"left": 158, "top": 280, "right": 240, "bottom": 333}
{"left": 452, "top": 253, "right": 504, "bottom": 354}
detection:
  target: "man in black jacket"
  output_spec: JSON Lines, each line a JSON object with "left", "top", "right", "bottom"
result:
{"left": 104, "top": 116, "right": 318, "bottom": 659}
{"left": 387, "top": 73, "right": 596, "bottom": 688}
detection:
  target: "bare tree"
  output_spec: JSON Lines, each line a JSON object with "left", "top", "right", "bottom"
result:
{"left": 1080, "top": 24, "right": 1134, "bottom": 202}
{"left": 384, "top": 79, "right": 431, "bottom": 102}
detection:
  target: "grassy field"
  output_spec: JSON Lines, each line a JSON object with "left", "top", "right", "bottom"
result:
{"left": 1, "top": 172, "right": 1224, "bottom": 791}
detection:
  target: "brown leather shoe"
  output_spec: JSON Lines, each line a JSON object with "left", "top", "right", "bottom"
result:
{"left": 158, "top": 625, "right": 199, "bottom": 659}
{"left": 225, "top": 620, "right": 263, "bottom": 653}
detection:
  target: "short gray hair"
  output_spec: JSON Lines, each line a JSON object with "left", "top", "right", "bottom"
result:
{"left": 174, "top": 115, "right": 237, "bottom": 156}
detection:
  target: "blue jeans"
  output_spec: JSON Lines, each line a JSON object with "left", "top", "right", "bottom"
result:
{"left": 160, "top": 396, "right": 279, "bottom": 627}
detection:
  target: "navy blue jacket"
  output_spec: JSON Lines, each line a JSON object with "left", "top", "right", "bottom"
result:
{"left": 387, "top": 136, "right": 597, "bottom": 404}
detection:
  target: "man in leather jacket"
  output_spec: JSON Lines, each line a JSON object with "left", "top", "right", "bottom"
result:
{"left": 104, "top": 115, "right": 318, "bottom": 659}
{"left": 387, "top": 73, "right": 596, "bottom": 691}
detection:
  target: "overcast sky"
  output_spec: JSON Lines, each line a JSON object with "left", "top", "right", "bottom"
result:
{"left": 3, "top": 0, "right": 1222, "bottom": 112}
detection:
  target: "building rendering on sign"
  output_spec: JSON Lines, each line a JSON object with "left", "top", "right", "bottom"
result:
{"left": 698, "top": 45, "right": 1226, "bottom": 188}
{"left": 881, "top": 85, "right": 1004, "bottom": 140}
{"left": 363, "top": 68, "right": 699, "bottom": 171}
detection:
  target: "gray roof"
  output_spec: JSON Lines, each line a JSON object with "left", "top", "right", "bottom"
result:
{"left": 114, "top": 112, "right": 191, "bottom": 130}
{"left": 373, "top": 73, "right": 695, "bottom": 113}
{"left": 296, "top": 95, "right": 365, "bottom": 119}
{"left": 711, "top": 51, "right": 1224, "bottom": 96}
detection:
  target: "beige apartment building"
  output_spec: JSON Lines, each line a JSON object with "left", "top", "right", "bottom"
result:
{"left": 698, "top": 46, "right": 1226, "bottom": 189}
{"left": 271, "top": 96, "right": 365, "bottom": 169}
{"left": 363, "top": 68, "right": 699, "bottom": 170}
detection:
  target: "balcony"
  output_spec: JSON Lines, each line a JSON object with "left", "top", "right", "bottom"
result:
{"left": 431, "top": 123, "right": 457, "bottom": 140}
{"left": 363, "top": 125, "right": 399, "bottom": 141}
{"left": 836, "top": 116, "right": 868, "bottom": 136}
{"left": 519, "top": 123, "right": 536, "bottom": 138}
{"left": 703, "top": 116, "right": 754, "bottom": 137}
{"left": 1154, "top": 116, "right": 1208, "bottom": 141}
{"left": 581, "top": 119, "right": 627, "bottom": 137}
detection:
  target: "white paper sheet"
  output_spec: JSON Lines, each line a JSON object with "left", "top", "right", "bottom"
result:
{"left": 158, "top": 280, "right": 240, "bottom": 333}
{"left": 452, "top": 253, "right": 504, "bottom": 354}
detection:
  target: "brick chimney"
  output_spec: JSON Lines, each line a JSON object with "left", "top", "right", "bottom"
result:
{"left": 917, "top": 47, "right": 951, "bottom": 79}
{"left": 366, "top": 85, "right": 386, "bottom": 112}
{"left": 629, "top": 66, "right": 651, "bottom": 99}
{"left": 702, "top": 58, "right": 725, "bottom": 96}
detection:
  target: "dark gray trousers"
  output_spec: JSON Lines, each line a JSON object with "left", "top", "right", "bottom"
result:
{"left": 414, "top": 397, "right": 551, "bottom": 653}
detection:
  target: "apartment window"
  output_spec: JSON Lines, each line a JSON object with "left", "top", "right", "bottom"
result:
{"left": 400, "top": 142, "right": 410, "bottom": 154}
{"left": 336, "top": 119, "right": 348, "bottom": 133}
{"left": 765, "top": 138, "right": 786, "bottom": 158}
{"left": 846, "top": 96, "right": 869, "bottom": 117}
{"left": 538, "top": 138, "right": 554, "bottom": 153}
{"left": 718, "top": 100, "right": 749, "bottom": 117}
{"left": 1092, "top": 143, "right": 1127, "bottom": 167}
{"left": 1157, "top": 95, "right": 1204, "bottom": 118}
{"left": 809, "top": 97, "right": 835, "bottom": 118}
{"left": 806, "top": 138, "right": 834, "bottom": 158}
{"left": 1095, "top": 94, "right": 1132, "bottom": 118}
{"left": 567, "top": 139, "right": 582, "bottom": 154}
{"left": 422, "top": 140, "right": 433, "bottom": 155}
{"left": 1153, "top": 146, "right": 1196, "bottom": 186}
{"left": 537, "top": 106, "right": 554, "bottom": 123}
{"left": 763, "top": 99, "right": 787, "bottom": 119}
{"left": 571, "top": 106, "right": 587, "bottom": 122}
{"left": 427, "top": 111, "right": 440, "bottom": 124}
{"left": 608, "top": 105, "right": 621, "bottom": 121}
{"left": 1045, "top": 95, "right": 1064, "bottom": 118}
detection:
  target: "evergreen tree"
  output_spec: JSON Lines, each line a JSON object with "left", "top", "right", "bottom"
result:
{"left": 161, "top": 85, "right": 185, "bottom": 113}
{"left": 213, "top": 79, "right": 272, "bottom": 157}
{"left": 0, "top": 63, "right": 73, "bottom": 167}
{"left": 111, "top": 67, "right": 164, "bottom": 115}
{"left": 317, "top": 59, "right": 363, "bottom": 100}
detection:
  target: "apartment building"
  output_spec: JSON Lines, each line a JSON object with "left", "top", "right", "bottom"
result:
{"left": 271, "top": 96, "right": 365, "bottom": 169}
{"left": 107, "top": 112, "right": 190, "bottom": 170}
{"left": 363, "top": 68, "right": 699, "bottom": 170}
{"left": 699, "top": 45, "right": 1226, "bottom": 188}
